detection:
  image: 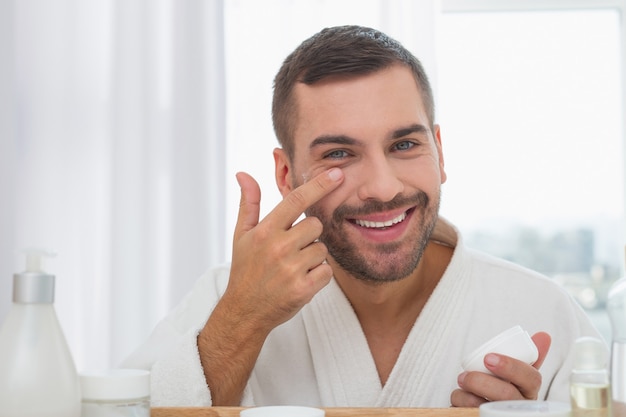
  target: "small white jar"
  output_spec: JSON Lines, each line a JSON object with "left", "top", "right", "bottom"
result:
{"left": 80, "top": 369, "right": 150, "bottom": 417}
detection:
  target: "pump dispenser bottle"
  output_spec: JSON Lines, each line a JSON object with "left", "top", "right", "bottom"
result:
{"left": 0, "top": 250, "right": 81, "bottom": 417}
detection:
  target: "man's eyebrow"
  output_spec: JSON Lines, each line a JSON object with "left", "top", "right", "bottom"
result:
{"left": 391, "top": 124, "right": 429, "bottom": 140}
{"left": 309, "top": 135, "right": 361, "bottom": 149}
{"left": 309, "top": 124, "right": 429, "bottom": 150}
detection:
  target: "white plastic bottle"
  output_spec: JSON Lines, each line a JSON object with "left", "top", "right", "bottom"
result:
{"left": 0, "top": 250, "right": 81, "bottom": 417}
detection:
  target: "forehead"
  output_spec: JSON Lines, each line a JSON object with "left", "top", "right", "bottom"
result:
{"left": 291, "top": 65, "right": 429, "bottom": 152}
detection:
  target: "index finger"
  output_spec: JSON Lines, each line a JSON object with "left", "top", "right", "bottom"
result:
{"left": 269, "top": 167, "right": 344, "bottom": 229}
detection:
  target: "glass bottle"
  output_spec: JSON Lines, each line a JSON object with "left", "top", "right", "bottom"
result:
{"left": 569, "top": 337, "right": 611, "bottom": 417}
{"left": 608, "top": 271, "right": 626, "bottom": 411}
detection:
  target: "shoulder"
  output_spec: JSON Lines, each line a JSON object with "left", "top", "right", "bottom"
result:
{"left": 459, "top": 246, "right": 599, "bottom": 336}
{"left": 458, "top": 245, "right": 602, "bottom": 348}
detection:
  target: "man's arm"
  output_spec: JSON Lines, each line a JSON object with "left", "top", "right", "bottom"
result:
{"left": 198, "top": 168, "right": 344, "bottom": 405}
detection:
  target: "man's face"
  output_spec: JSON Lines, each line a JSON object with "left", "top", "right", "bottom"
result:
{"left": 275, "top": 64, "right": 446, "bottom": 283}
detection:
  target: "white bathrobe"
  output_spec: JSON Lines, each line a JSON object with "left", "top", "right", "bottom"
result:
{"left": 121, "top": 218, "right": 603, "bottom": 407}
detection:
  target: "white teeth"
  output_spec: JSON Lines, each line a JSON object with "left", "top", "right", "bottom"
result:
{"left": 355, "top": 212, "right": 407, "bottom": 229}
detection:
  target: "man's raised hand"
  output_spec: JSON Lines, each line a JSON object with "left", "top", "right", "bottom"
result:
{"left": 228, "top": 168, "right": 344, "bottom": 330}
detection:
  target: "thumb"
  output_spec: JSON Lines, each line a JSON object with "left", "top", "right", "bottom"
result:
{"left": 531, "top": 331, "right": 552, "bottom": 370}
{"left": 234, "top": 172, "right": 261, "bottom": 241}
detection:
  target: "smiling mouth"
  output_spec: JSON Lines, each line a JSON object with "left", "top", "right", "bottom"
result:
{"left": 351, "top": 210, "right": 410, "bottom": 229}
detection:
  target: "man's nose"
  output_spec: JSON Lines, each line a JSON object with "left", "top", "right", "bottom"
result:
{"left": 356, "top": 157, "right": 404, "bottom": 202}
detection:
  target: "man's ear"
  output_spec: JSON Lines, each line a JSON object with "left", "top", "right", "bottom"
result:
{"left": 273, "top": 148, "right": 293, "bottom": 198}
{"left": 434, "top": 124, "right": 447, "bottom": 184}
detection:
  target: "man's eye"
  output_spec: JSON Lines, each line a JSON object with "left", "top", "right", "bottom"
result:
{"left": 324, "top": 149, "right": 349, "bottom": 159}
{"left": 394, "top": 141, "right": 416, "bottom": 151}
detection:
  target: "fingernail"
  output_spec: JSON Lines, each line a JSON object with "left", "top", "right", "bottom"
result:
{"left": 485, "top": 353, "right": 500, "bottom": 367}
{"left": 327, "top": 168, "right": 342, "bottom": 181}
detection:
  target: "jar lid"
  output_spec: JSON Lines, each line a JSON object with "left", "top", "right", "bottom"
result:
{"left": 572, "top": 336, "right": 608, "bottom": 370}
{"left": 80, "top": 369, "right": 150, "bottom": 401}
{"left": 463, "top": 325, "right": 538, "bottom": 374}
{"left": 480, "top": 401, "right": 571, "bottom": 417}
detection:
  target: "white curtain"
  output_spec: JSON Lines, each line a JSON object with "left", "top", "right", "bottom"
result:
{"left": 0, "top": 0, "right": 17, "bottom": 328}
{"left": 0, "top": 0, "right": 438, "bottom": 372}
{"left": 0, "top": 0, "right": 226, "bottom": 371}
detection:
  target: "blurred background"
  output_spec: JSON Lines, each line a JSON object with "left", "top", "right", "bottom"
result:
{"left": 0, "top": 0, "right": 624, "bottom": 371}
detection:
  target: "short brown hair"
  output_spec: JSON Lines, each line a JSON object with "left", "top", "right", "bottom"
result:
{"left": 272, "top": 25, "right": 435, "bottom": 160}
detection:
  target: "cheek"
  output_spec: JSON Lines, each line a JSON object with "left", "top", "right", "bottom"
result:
{"left": 306, "top": 184, "right": 349, "bottom": 220}
{"left": 402, "top": 157, "right": 443, "bottom": 184}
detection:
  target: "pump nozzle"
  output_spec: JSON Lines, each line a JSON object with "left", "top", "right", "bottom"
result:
{"left": 21, "top": 248, "right": 55, "bottom": 273}
{"left": 13, "top": 248, "right": 57, "bottom": 304}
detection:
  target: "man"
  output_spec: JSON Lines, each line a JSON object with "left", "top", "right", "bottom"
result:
{"left": 123, "top": 25, "right": 603, "bottom": 408}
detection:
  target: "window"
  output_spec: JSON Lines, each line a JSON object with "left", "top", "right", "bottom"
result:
{"left": 437, "top": 4, "right": 625, "bottom": 341}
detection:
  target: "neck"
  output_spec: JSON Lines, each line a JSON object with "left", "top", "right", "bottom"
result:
{"left": 331, "top": 241, "right": 453, "bottom": 325}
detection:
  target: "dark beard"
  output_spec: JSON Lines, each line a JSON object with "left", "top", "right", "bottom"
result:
{"left": 306, "top": 190, "right": 440, "bottom": 283}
